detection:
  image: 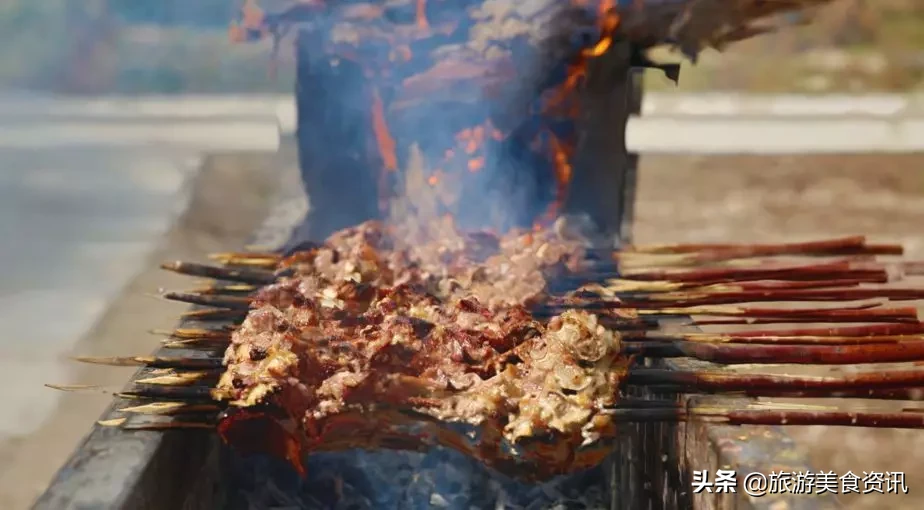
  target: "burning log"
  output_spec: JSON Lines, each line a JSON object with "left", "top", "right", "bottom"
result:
{"left": 226, "top": 0, "right": 839, "bottom": 236}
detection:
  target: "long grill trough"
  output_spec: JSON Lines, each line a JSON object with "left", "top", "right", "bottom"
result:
{"left": 33, "top": 1, "right": 920, "bottom": 509}
{"left": 45, "top": 229, "right": 924, "bottom": 509}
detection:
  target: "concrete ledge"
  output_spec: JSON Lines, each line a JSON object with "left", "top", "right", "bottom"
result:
{"left": 641, "top": 93, "right": 924, "bottom": 118}
{"left": 5, "top": 116, "right": 921, "bottom": 154}
{"left": 0, "top": 94, "right": 297, "bottom": 124}
{"left": 0, "top": 120, "right": 281, "bottom": 152}
{"left": 27, "top": 151, "right": 283, "bottom": 510}
{"left": 627, "top": 117, "right": 924, "bottom": 154}
{"left": 4, "top": 92, "right": 923, "bottom": 125}
{"left": 5, "top": 93, "right": 924, "bottom": 154}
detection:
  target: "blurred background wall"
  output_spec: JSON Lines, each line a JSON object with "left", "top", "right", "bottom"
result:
{"left": 0, "top": 0, "right": 921, "bottom": 94}
{"left": 0, "top": 0, "right": 290, "bottom": 94}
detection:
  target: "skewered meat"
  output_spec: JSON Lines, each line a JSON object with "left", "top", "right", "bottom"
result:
{"left": 276, "top": 219, "right": 591, "bottom": 308}
{"left": 215, "top": 277, "right": 627, "bottom": 478}
{"left": 206, "top": 213, "right": 631, "bottom": 478}
{"left": 77, "top": 224, "right": 924, "bottom": 490}
{"left": 217, "top": 279, "right": 543, "bottom": 403}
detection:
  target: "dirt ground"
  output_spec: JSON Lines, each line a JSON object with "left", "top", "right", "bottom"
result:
{"left": 634, "top": 154, "right": 924, "bottom": 509}
{"left": 0, "top": 151, "right": 282, "bottom": 510}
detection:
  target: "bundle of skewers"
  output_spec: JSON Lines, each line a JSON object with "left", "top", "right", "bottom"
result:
{"left": 57, "top": 218, "right": 924, "bottom": 481}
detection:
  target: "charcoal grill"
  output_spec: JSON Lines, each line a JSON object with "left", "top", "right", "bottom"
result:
{"left": 34, "top": 19, "right": 833, "bottom": 510}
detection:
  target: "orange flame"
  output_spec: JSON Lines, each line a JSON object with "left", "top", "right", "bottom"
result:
{"left": 583, "top": 37, "right": 612, "bottom": 58}
{"left": 545, "top": 132, "right": 574, "bottom": 221}
{"left": 371, "top": 88, "right": 399, "bottom": 173}
{"left": 235, "top": 0, "right": 268, "bottom": 41}
{"left": 533, "top": 2, "right": 620, "bottom": 226}
{"left": 416, "top": 0, "right": 430, "bottom": 31}
{"left": 445, "top": 120, "right": 499, "bottom": 176}
{"left": 372, "top": 87, "right": 399, "bottom": 214}
{"left": 229, "top": 23, "right": 246, "bottom": 43}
